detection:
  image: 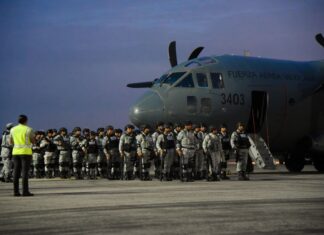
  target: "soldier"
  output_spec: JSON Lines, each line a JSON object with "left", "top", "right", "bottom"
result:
{"left": 230, "top": 122, "right": 251, "bottom": 181}
{"left": 96, "top": 127, "right": 105, "bottom": 177}
{"left": 218, "top": 124, "right": 231, "bottom": 180}
{"left": 81, "top": 128, "right": 90, "bottom": 176}
{"left": 172, "top": 123, "right": 183, "bottom": 179}
{"left": 70, "top": 127, "right": 84, "bottom": 179}
{"left": 203, "top": 126, "right": 223, "bottom": 181}
{"left": 52, "top": 129, "right": 60, "bottom": 177}
{"left": 41, "top": 129, "right": 56, "bottom": 178}
{"left": 103, "top": 126, "right": 120, "bottom": 180}
{"left": 152, "top": 122, "right": 164, "bottom": 179}
{"left": 32, "top": 131, "right": 44, "bottom": 178}
{"left": 86, "top": 131, "right": 98, "bottom": 179}
{"left": 119, "top": 124, "right": 137, "bottom": 180}
{"left": 176, "top": 121, "right": 197, "bottom": 182}
{"left": 156, "top": 124, "right": 176, "bottom": 181}
{"left": 193, "top": 125, "right": 205, "bottom": 180}
{"left": 53, "top": 127, "right": 71, "bottom": 179}
{"left": 0, "top": 123, "right": 14, "bottom": 182}
{"left": 136, "top": 125, "right": 154, "bottom": 181}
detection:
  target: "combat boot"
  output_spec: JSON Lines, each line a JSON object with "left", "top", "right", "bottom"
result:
{"left": 186, "top": 172, "right": 194, "bottom": 182}
{"left": 238, "top": 171, "right": 245, "bottom": 181}
{"left": 242, "top": 171, "right": 250, "bottom": 181}
{"left": 220, "top": 171, "right": 230, "bottom": 180}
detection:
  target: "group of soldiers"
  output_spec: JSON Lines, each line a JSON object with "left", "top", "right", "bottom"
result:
{"left": 0, "top": 121, "right": 252, "bottom": 182}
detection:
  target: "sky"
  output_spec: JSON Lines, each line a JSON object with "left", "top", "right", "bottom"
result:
{"left": 0, "top": 0, "right": 324, "bottom": 132}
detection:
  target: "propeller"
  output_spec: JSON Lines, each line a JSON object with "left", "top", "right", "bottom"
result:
{"left": 315, "top": 33, "right": 324, "bottom": 48}
{"left": 127, "top": 81, "right": 153, "bottom": 88}
{"left": 188, "top": 47, "right": 204, "bottom": 60}
{"left": 168, "top": 41, "right": 178, "bottom": 67}
{"left": 128, "top": 41, "right": 204, "bottom": 88}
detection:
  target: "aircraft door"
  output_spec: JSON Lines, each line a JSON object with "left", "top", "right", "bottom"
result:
{"left": 247, "top": 91, "right": 268, "bottom": 133}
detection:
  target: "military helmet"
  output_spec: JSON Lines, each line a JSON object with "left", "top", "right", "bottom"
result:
{"left": 90, "top": 131, "right": 97, "bottom": 136}
{"left": 141, "top": 124, "right": 151, "bottom": 131}
{"left": 6, "top": 123, "right": 14, "bottom": 130}
{"left": 185, "top": 121, "right": 193, "bottom": 126}
{"left": 220, "top": 123, "right": 228, "bottom": 129}
{"left": 115, "top": 128, "right": 123, "bottom": 134}
{"left": 46, "top": 129, "right": 53, "bottom": 134}
{"left": 124, "top": 124, "right": 135, "bottom": 130}
{"left": 209, "top": 126, "right": 217, "bottom": 132}
{"left": 105, "top": 125, "right": 114, "bottom": 131}
{"left": 59, "top": 127, "right": 67, "bottom": 133}
{"left": 73, "top": 127, "right": 81, "bottom": 133}
{"left": 97, "top": 127, "right": 104, "bottom": 133}
{"left": 83, "top": 128, "right": 90, "bottom": 134}
{"left": 156, "top": 121, "right": 164, "bottom": 128}
{"left": 200, "top": 123, "right": 207, "bottom": 128}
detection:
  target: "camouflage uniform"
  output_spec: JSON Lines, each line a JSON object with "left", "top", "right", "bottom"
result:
{"left": 203, "top": 131, "right": 223, "bottom": 181}
{"left": 53, "top": 130, "right": 71, "bottom": 178}
{"left": 230, "top": 130, "right": 251, "bottom": 180}
{"left": 156, "top": 131, "right": 176, "bottom": 181}
{"left": 137, "top": 130, "right": 154, "bottom": 180}
{"left": 0, "top": 125, "right": 13, "bottom": 182}
{"left": 119, "top": 128, "right": 137, "bottom": 180}
{"left": 177, "top": 128, "right": 197, "bottom": 182}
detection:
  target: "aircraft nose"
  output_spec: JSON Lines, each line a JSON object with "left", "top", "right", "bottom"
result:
{"left": 129, "top": 91, "right": 164, "bottom": 126}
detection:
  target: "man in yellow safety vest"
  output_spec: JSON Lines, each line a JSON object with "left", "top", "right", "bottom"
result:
{"left": 10, "top": 114, "right": 35, "bottom": 196}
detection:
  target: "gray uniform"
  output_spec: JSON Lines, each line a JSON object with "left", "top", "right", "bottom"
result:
{"left": 53, "top": 134, "right": 71, "bottom": 178}
{"left": 40, "top": 137, "right": 56, "bottom": 178}
{"left": 177, "top": 129, "right": 197, "bottom": 181}
{"left": 103, "top": 134, "right": 121, "bottom": 179}
{"left": 156, "top": 132, "right": 176, "bottom": 180}
{"left": 70, "top": 135, "right": 85, "bottom": 179}
{"left": 1, "top": 131, "right": 13, "bottom": 182}
{"left": 96, "top": 135, "right": 106, "bottom": 177}
{"left": 152, "top": 131, "right": 162, "bottom": 178}
{"left": 137, "top": 132, "right": 154, "bottom": 180}
{"left": 194, "top": 131, "right": 207, "bottom": 179}
{"left": 86, "top": 138, "right": 98, "bottom": 179}
{"left": 32, "top": 138, "right": 44, "bottom": 178}
{"left": 119, "top": 133, "right": 137, "bottom": 179}
{"left": 203, "top": 133, "right": 223, "bottom": 179}
{"left": 230, "top": 131, "right": 251, "bottom": 177}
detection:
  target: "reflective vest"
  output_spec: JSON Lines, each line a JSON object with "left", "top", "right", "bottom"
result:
{"left": 11, "top": 124, "right": 33, "bottom": 155}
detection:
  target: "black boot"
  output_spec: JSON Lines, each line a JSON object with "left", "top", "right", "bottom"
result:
{"left": 242, "top": 171, "right": 250, "bottom": 181}
{"left": 220, "top": 171, "right": 230, "bottom": 180}
{"left": 238, "top": 171, "right": 245, "bottom": 181}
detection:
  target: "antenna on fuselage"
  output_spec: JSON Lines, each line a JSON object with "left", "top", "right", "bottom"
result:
{"left": 315, "top": 33, "right": 324, "bottom": 48}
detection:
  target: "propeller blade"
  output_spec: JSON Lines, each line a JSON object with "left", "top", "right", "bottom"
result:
{"left": 188, "top": 47, "right": 204, "bottom": 60}
{"left": 127, "top": 82, "right": 153, "bottom": 88}
{"left": 168, "top": 41, "right": 178, "bottom": 67}
{"left": 315, "top": 33, "right": 324, "bottom": 48}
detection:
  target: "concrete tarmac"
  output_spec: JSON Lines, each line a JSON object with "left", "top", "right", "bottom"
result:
{"left": 0, "top": 165, "right": 324, "bottom": 235}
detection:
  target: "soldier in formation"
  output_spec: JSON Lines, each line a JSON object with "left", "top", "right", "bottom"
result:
{"left": 1, "top": 121, "right": 254, "bottom": 182}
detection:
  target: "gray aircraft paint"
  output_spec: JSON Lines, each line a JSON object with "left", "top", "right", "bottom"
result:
{"left": 129, "top": 47, "right": 324, "bottom": 154}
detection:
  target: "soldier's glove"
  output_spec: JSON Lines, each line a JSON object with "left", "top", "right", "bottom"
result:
{"left": 176, "top": 149, "right": 183, "bottom": 157}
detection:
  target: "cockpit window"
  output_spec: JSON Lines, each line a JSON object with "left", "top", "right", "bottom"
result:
{"left": 211, "top": 73, "right": 224, "bottom": 89}
{"left": 197, "top": 73, "right": 208, "bottom": 88}
{"left": 153, "top": 74, "right": 168, "bottom": 85}
{"left": 176, "top": 73, "right": 195, "bottom": 88}
{"left": 163, "top": 72, "right": 186, "bottom": 85}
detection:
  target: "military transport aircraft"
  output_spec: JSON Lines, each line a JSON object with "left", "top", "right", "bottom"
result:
{"left": 127, "top": 34, "right": 324, "bottom": 173}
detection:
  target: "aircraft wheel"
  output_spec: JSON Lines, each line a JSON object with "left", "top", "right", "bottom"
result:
{"left": 313, "top": 154, "right": 324, "bottom": 172}
{"left": 285, "top": 153, "right": 305, "bottom": 172}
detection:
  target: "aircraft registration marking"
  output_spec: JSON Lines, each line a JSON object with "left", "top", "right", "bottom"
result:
{"left": 221, "top": 93, "right": 245, "bottom": 105}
